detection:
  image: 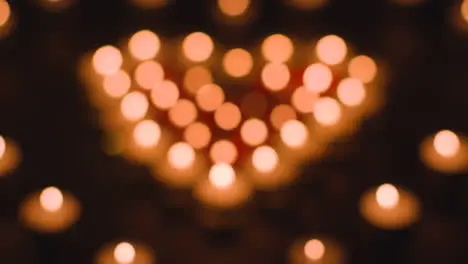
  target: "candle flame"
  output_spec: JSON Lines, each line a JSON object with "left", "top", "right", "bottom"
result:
{"left": 209, "top": 163, "right": 235, "bottom": 189}
{"left": 376, "top": 184, "right": 399, "bottom": 209}
{"left": 433, "top": 130, "right": 460, "bottom": 158}
{"left": 0, "top": 135, "right": 6, "bottom": 159}
{"left": 39, "top": 186, "right": 64, "bottom": 212}
{"left": 114, "top": 242, "right": 136, "bottom": 264}
{"left": 304, "top": 239, "right": 325, "bottom": 261}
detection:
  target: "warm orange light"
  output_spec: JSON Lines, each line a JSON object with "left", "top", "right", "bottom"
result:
{"left": 39, "top": 187, "right": 63, "bottom": 212}
{"left": 195, "top": 84, "right": 225, "bottom": 112}
{"left": 0, "top": 0, "right": 11, "bottom": 27}
{"left": 150, "top": 80, "right": 180, "bottom": 110}
{"left": 280, "top": 120, "right": 308, "bottom": 148}
{"left": 113, "top": 242, "right": 135, "bottom": 264}
{"left": 223, "top": 48, "right": 253, "bottom": 77}
{"left": 183, "top": 66, "right": 213, "bottom": 95}
{"left": 316, "top": 35, "right": 347, "bottom": 65}
{"left": 210, "top": 140, "right": 238, "bottom": 164}
{"left": 261, "top": 34, "right": 294, "bottom": 63}
{"left": 240, "top": 118, "right": 268, "bottom": 146}
{"left": 167, "top": 142, "right": 195, "bottom": 170}
{"left": 182, "top": 32, "right": 214, "bottom": 62}
{"left": 291, "top": 86, "right": 318, "bottom": 113}
{"left": 128, "top": 29, "right": 161, "bottom": 61}
{"left": 433, "top": 130, "right": 460, "bottom": 158}
{"left": 92, "top": 46, "right": 123, "bottom": 76}
{"left": 270, "top": 104, "right": 297, "bottom": 130}
{"left": 214, "top": 102, "right": 242, "bottom": 130}
{"left": 261, "top": 63, "right": 290, "bottom": 91}
{"left": 184, "top": 122, "right": 211, "bottom": 149}
{"left": 0, "top": 135, "right": 5, "bottom": 159}
{"left": 209, "top": 163, "right": 235, "bottom": 189}
{"left": 376, "top": 184, "right": 399, "bottom": 209}
{"left": 303, "top": 63, "right": 333, "bottom": 93}
{"left": 462, "top": 0, "right": 468, "bottom": 23}
{"left": 121, "top": 91, "right": 149, "bottom": 121}
{"left": 130, "top": 0, "right": 167, "bottom": 9}
{"left": 336, "top": 77, "right": 366, "bottom": 107}
{"left": 252, "top": 145, "right": 278, "bottom": 173}
{"left": 304, "top": 239, "right": 325, "bottom": 261}
{"left": 313, "top": 97, "right": 341, "bottom": 126}
{"left": 103, "top": 70, "right": 131, "bottom": 98}
{"left": 289, "top": 0, "right": 327, "bottom": 10}
{"left": 133, "top": 120, "right": 161, "bottom": 148}
{"left": 218, "top": 0, "right": 250, "bottom": 17}
{"left": 168, "top": 99, "right": 197, "bottom": 128}
{"left": 134, "top": 60, "right": 164, "bottom": 90}
{"left": 348, "top": 55, "right": 377, "bottom": 84}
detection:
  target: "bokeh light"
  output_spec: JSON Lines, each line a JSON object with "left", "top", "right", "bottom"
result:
{"left": 240, "top": 118, "right": 268, "bottom": 146}
{"left": 168, "top": 99, "right": 198, "bottom": 127}
{"left": 210, "top": 140, "right": 238, "bottom": 164}
{"left": 209, "top": 163, "right": 235, "bottom": 189}
{"left": 291, "top": 86, "right": 318, "bottom": 113}
{"left": 223, "top": 48, "right": 253, "bottom": 77}
{"left": 0, "top": 135, "right": 5, "bottom": 159}
{"left": 103, "top": 70, "right": 131, "bottom": 98}
{"left": 113, "top": 242, "right": 135, "bottom": 264}
{"left": 336, "top": 77, "right": 366, "bottom": 107}
{"left": 316, "top": 35, "right": 347, "bottom": 65}
{"left": 252, "top": 145, "right": 278, "bottom": 173}
{"left": 261, "top": 63, "right": 290, "bottom": 91}
{"left": 313, "top": 97, "right": 341, "bottom": 126}
{"left": 167, "top": 142, "right": 195, "bottom": 170}
{"left": 0, "top": 0, "right": 11, "bottom": 27}
{"left": 218, "top": 0, "right": 250, "bottom": 17}
{"left": 134, "top": 60, "right": 164, "bottom": 90}
{"left": 128, "top": 30, "right": 161, "bottom": 61}
{"left": 184, "top": 122, "right": 212, "bottom": 149}
{"left": 433, "top": 130, "right": 460, "bottom": 158}
{"left": 92, "top": 46, "right": 123, "bottom": 76}
{"left": 261, "top": 34, "right": 294, "bottom": 63}
{"left": 214, "top": 102, "right": 242, "bottom": 130}
{"left": 304, "top": 239, "right": 325, "bottom": 261}
{"left": 303, "top": 63, "right": 333, "bottom": 93}
{"left": 376, "top": 184, "right": 399, "bottom": 209}
{"left": 183, "top": 66, "right": 213, "bottom": 94}
{"left": 280, "top": 120, "right": 308, "bottom": 148}
{"left": 270, "top": 104, "right": 297, "bottom": 130}
{"left": 121, "top": 91, "right": 149, "bottom": 121}
{"left": 182, "top": 32, "right": 214, "bottom": 62}
{"left": 462, "top": 0, "right": 468, "bottom": 24}
{"left": 348, "top": 55, "right": 377, "bottom": 84}
{"left": 151, "top": 80, "right": 180, "bottom": 110}
{"left": 39, "top": 187, "right": 63, "bottom": 212}
{"left": 195, "top": 84, "right": 225, "bottom": 112}
{"left": 133, "top": 120, "right": 161, "bottom": 148}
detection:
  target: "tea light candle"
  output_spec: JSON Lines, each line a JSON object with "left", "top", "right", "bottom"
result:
{"left": 0, "top": 135, "right": 21, "bottom": 176}
{"left": 359, "top": 184, "right": 421, "bottom": 230}
{"left": 19, "top": 186, "right": 81, "bottom": 233}
{"left": 289, "top": 237, "right": 344, "bottom": 264}
{"left": 420, "top": 130, "right": 468, "bottom": 173}
{"left": 95, "top": 241, "right": 155, "bottom": 264}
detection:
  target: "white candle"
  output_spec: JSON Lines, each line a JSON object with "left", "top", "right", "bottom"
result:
{"left": 95, "top": 241, "right": 155, "bottom": 264}
{"left": 289, "top": 237, "right": 344, "bottom": 264}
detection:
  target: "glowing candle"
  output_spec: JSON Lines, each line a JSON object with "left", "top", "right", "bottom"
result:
{"left": 420, "top": 130, "right": 468, "bottom": 173}
{"left": 360, "top": 184, "right": 421, "bottom": 230}
{"left": 19, "top": 186, "right": 81, "bottom": 233}
{"left": 0, "top": 135, "right": 21, "bottom": 176}
{"left": 289, "top": 237, "right": 344, "bottom": 264}
{"left": 95, "top": 241, "right": 155, "bottom": 264}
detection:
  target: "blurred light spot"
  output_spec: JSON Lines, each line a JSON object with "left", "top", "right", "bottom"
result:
{"left": 134, "top": 60, "right": 164, "bottom": 90}
{"left": 348, "top": 55, "right": 377, "bottom": 84}
{"left": 336, "top": 78, "right": 366, "bottom": 107}
{"left": 0, "top": 0, "right": 11, "bottom": 27}
{"left": 168, "top": 99, "right": 198, "bottom": 128}
{"left": 313, "top": 97, "right": 341, "bottom": 126}
{"left": 113, "top": 242, "right": 135, "bottom": 264}
{"left": 304, "top": 239, "right": 325, "bottom": 261}
{"left": 270, "top": 104, "right": 297, "bottom": 130}
{"left": 240, "top": 92, "right": 268, "bottom": 118}
{"left": 210, "top": 140, "right": 238, "bottom": 164}
{"left": 195, "top": 84, "right": 225, "bottom": 112}
{"left": 0, "top": 135, "right": 5, "bottom": 159}
{"left": 316, "top": 35, "right": 347, "bottom": 65}
{"left": 209, "top": 163, "right": 235, "bottom": 189}
{"left": 218, "top": 0, "right": 250, "bottom": 17}
{"left": 214, "top": 102, "right": 242, "bottom": 130}
{"left": 261, "top": 34, "right": 294, "bottom": 63}
{"left": 184, "top": 122, "right": 211, "bottom": 149}
{"left": 252, "top": 145, "right": 278, "bottom": 173}
{"left": 151, "top": 80, "right": 179, "bottom": 110}
{"left": 223, "top": 48, "right": 253, "bottom": 77}
{"left": 303, "top": 63, "right": 333, "bottom": 93}
{"left": 433, "top": 130, "right": 460, "bottom": 158}
{"left": 133, "top": 120, "right": 161, "bottom": 148}
{"left": 128, "top": 30, "right": 160, "bottom": 61}
{"left": 103, "top": 70, "right": 131, "bottom": 98}
{"left": 168, "top": 142, "right": 195, "bottom": 169}
{"left": 92, "top": 46, "right": 123, "bottom": 76}
{"left": 291, "top": 86, "right": 318, "bottom": 113}
{"left": 39, "top": 187, "right": 63, "bottom": 212}
{"left": 183, "top": 66, "right": 213, "bottom": 94}
{"left": 121, "top": 91, "right": 149, "bottom": 121}
{"left": 261, "top": 63, "right": 290, "bottom": 91}
{"left": 280, "top": 120, "right": 308, "bottom": 148}
{"left": 376, "top": 184, "right": 399, "bottom": 209}
{"left": 182, "top": 32, "right": 214, "bottom": 62}
{"left": 240, "top": 118, "right": 268, "bottom": 146}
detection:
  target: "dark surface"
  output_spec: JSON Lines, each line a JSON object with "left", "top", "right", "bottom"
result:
{"left": 1, "top": 0, "right": 468, "bottom": 263}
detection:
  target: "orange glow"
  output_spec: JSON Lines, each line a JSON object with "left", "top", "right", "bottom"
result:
{"left": 316, "top": 35, "right": 347, "bottom": 65}
{"left": 183, "top": 66, "right": 213, "bottom": 94}
{"left": 168, "top": 99, "right": 198, "bottom": 128}
{"left": 210, "top": 140, "right": 238, "bottom": 164}
{"left": 280, "top": 120, "right": 308, "bottom": 148}
{"left": 270, "top": 104, "right": 297, "bottom": 130}
{"left": 303, "top": 63, "right": 333, "bottom": 93}
{"left": 209, "top": 163, "right": 235, "bottom": 189}
{"left": 195, "top": 84, "right": 225, "bottom": 112}
{"left": 261, "top": 63, "right": 290, "bottom": 91}
{"left": 223, "top": 48, "right": 253, "bottom": 77}
{"left": 184, "top": 122, "right": 211, "bottom": 149}
{"left": 133, "top": 120, "right": 161, "bottom": 148}
{"left": 376, "top": 184, "right": 399, "bottom": 209}
{"left": 134, "top": 60, "right": 164, "bottom": 90}
{"left": 167, "top": 142, "right": 195, "bottom": 170}
{"left": 150, "top": 80, "right": 180, "bottom": 110}
{"left": 291, "top": 86, "right": 318, "bottom": 113}
{"left": 214, "top": 103, "right": 242, "bottom": 130}
{"left": 304, "top": 239, "right": 325, "bottom": 261}
{"left": 261, "top": 34, "right": 294, "bottom": 63}
{"left": 0, "top": 0, "right": 11, "bottom": 27}
{"left": 39, "top": 187, "right": 63, "bottom": 212}
{"left": 128, "top": 30, "right": 160, "bottom": 61}
{"left": 240, "top": 92, "right": 268, "bottom": 118}
{"left": 462, "top": 1, "right": 468, "bottom": 23}
{"left": 240, "top": 118, "right": 268, "bottom": 146}
{"left": 348, "top": 55, "right": 377, "bottom": 84}
{"left": 289, "top": 0, "right": 327, "bottom": 9}
{"left": 92, "top": 46, "right": 123, "bottom": 76}
{"left": 252, "top": 145, "right": 278, "bottom": 173}
{"left": 113, "top": 242, "right": 135, "bottom": 264}
{"left": 218, "top": 0, "right": 250, "bottom": 17}
{"left": 433, "top": 130, "right": 460, "bottom": 158}
{"left": 313, "top": 97, "right": 341, "bottom": 126}
{"left": 336, "top": 78, "right": 366, "bottom": 107}
{"left": 103, "top": 70, "right": 131, "bottom": 98}
{"left": 121, "top": 92, "right": 149, "bottom": 121}
{"left": 182, "top": 32, "right": 214, "bottom": 62}
{"left": 0, "top": 135, "right": 5, "bottom": 159}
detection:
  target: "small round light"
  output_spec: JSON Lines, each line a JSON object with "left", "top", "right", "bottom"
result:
{"left": 182, "top": 32, "right": 214, "bottom": 62}
{"left": 167, "top": 142, "right": 196, "bottom": 170}
{"left": 128, "top": 30, "right": 161, "bottom": 61}
{"left": 252, "top": 145, "right": 278, "bottom": 173}
{"left": 316, "top": 35, "right": 347, "bottom": 65}
{"left": 375, "top": 184, "right": 399, "bottom": 209}
{"left": 92, "top": 46, "right": 123, "bottom": 76}
{"left": 39, "top": 187, "right": 63, "bottom": 212}
{"left": 261, "top": 34, "right": 294, "bottom": 63}
{"left": 209, "top": 163, "right": 235, "bottom": 189}
{"left": 303, "top": 63, "right": 333, "bottom": 93}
